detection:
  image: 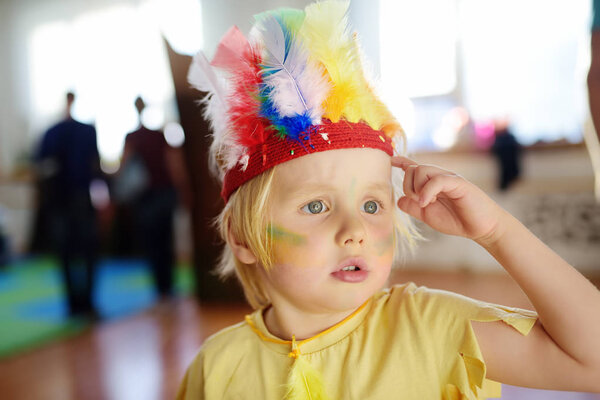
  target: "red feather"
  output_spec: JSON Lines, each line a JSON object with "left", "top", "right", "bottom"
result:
{"left": 211, "top": 26, "right": 270, "bottom": 148}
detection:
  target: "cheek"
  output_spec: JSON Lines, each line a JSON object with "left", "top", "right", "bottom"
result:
{"left": 373, "top": 224, "right": 395, "bottom": 258}
{"left": 270, "top": 224, "right": 328, "bottom": 267}
{"left": 268, "top": 262, "right": 320, "bottom": 289}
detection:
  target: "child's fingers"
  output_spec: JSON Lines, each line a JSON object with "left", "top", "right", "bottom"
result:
{"left": 412, "top": 164, "right": 450, "bottom": 195}
{"left": 393, "top": 157, "right": 456, "bottom": 204}
{"left": 391, "top": 156, "right": 417, "bottom": 170}
{"left": 402, "top": 164, "right": 418, "bottom": 201}
{"left": 394, "top": 157, "right": 422, "bottom": 202}
{"left": 418, "top": 174, "right": 461, "bottom": 207}
{"left": 397, "top": 196, "right": 425, "bottom": 220}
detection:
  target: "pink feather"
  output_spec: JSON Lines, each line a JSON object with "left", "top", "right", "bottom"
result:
{"left": 211, "top": 26, "right": 270, "bottom": 149}
{"left": 211, "top": 26, "right": 253, "bottom": 71}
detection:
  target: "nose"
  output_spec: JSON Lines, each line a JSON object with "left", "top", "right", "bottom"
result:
{"left": 335, "top": 211, "right": 366, "bottom": 247}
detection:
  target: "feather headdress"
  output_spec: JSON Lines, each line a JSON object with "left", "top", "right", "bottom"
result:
{"left": 189, "top": 0, "right": 405, "bottom": 201}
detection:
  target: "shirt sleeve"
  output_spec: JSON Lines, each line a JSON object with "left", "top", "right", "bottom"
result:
{"left": 176, "top": 350, "right": 205, "bottom": 400}
{"left": 410, "top": 285, "right": 538, "bottom": 400}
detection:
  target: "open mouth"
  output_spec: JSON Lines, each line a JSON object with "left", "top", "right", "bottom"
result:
{"left": 331, "top": 258, "right": 369, "bottom": 283}
{"left": 335, "top": 257, "right": 367, "bottom": 272}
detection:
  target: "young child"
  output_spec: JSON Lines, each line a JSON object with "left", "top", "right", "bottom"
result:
{"left": 178, "top": 1, "right": 600, "bottom": 398}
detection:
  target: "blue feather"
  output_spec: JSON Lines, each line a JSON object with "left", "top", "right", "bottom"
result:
{"left": 257, "top": 13, "right": 310, "bottom": 115}
{"left": 260, "top": 88, "right": 313, "bottom": 147}
{"left": 255, "top": 10, "right": 323, "bottom": 151}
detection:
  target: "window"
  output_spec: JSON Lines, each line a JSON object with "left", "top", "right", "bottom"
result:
{"left": 379, "top": 0, "right": 591, "bottom": 150}
{"left": 28, "top": 0, "right": 202, "bottom": 168}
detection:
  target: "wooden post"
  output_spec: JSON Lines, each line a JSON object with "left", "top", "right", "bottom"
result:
{"left": 164, "top": 39, "right": 245, "bottom": 303}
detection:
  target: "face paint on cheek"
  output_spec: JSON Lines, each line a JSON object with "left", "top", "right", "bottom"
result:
{"left": 375, "top": 232, "right": 394, "bottom": 256}
{"left": 267, "top": 224, "right": 307, "bottom": 246}
{"left": 267, "top": 224, "right": 324, "bottom": 268}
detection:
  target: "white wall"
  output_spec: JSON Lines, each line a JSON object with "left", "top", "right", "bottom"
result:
{"left": 0, "top": 1, "right": 24, "bottom": 176}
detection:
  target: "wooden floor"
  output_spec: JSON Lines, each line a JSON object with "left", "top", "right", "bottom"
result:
{"left": 1, "top": 269, "right": 599, "bottom": 400}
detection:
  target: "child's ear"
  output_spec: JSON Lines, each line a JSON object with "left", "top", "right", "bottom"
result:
{"left": 227, "top": 229, "right": 258, "bottom": 265}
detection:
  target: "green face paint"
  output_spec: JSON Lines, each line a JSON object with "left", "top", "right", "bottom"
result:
{"left": 267, "top": 224, "right": 307, "bottom": 246}
{"left": 349, "top": 177, "right": 357, "bottom": 202}
{"left": 375, "top": 233, "right": 394, "bottom": 256}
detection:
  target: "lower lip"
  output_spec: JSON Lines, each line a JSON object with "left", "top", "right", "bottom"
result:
{"left": 331, "top": 269, "right": 369, "bottom": 283}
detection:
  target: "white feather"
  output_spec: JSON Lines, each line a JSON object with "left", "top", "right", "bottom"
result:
{"left": 188, "top": 51, "right": 228, "bottom": 102}
{"left": 257, "top": 15, "right": 330, "bottom": 123}
{"left": 188, "top": 51, "right": 246, "bottom": 180}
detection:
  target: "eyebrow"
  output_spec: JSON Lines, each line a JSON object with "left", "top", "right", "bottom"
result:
{"left": 281, "top": 183, "right": 333, "bottom": 199}
{"left": 284, "top": 181, "right": 392, "bottom": 198}
{"left": 365, "top": 182, "right": 393, "bottom": 194}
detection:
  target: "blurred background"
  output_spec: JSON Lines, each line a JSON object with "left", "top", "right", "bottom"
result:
{"left": 0, "top": 0, "right": 599, "bottom": 399}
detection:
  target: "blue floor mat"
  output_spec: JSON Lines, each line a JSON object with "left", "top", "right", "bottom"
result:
{"left": 0, "top": 256, "right": 194, "bottom": 358}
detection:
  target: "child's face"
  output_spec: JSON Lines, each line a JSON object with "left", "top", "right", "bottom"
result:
{"left": 261, "top": 148, "right": 395, "bottom": 316}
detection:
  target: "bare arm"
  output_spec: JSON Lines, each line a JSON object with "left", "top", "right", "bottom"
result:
{"left": 473, "top": 212, "right": 600, "bottom": 391}
{"left": 393, "top": 156, "right": 600, "bottom": 392}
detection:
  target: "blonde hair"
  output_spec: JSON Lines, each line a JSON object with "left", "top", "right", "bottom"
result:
{"left": 214, "top": 158, "right": 421, "bottom": 310}
{"left": 214, "top": 168, "right": 276, "bottom": 309}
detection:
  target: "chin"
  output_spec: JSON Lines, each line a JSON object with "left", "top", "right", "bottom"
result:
{"left": 331, "top": 286, "right": 380, "bottom": 311}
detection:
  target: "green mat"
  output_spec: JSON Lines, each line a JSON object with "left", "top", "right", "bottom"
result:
{"left": 0, "top": 256, "right": 194, "bottom": 358}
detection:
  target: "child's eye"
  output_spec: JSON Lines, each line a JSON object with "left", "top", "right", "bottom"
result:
{"left": 362, "top": 200, "right": 380, "bottom": 214}
{"left": 301, "top": 200, "right": 328, "bottom": 214}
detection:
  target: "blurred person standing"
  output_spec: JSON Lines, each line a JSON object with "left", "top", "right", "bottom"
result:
{"left": 120, "top": 96, "right": 177, "bottom": 298}
{"left": 0, "top": 205, "right": 9, "bottom": 267}
{"left": 35, "top": 92, "right": 101, "bottom": 318}
{"left": 587, "top": 0, "right": 600, "bottom": 200}
{"left": 491, "top": 121, "right": 522, "bottom": 191}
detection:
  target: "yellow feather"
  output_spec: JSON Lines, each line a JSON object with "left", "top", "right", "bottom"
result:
{"left": 285, "top": 355, "right": 330, "bottom": 400}
{"left": 299, "top": 0, "right": 405, "bottom": 144}
{"left": 350, "top": 31, "right": 405, "bottom": 141}
{"left": 299, "top": 2, "right": 360, "bottom": 122}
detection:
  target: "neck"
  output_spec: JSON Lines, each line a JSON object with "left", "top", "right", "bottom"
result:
{"left": 263, "top": 302, "right": 361, "bottom": 341}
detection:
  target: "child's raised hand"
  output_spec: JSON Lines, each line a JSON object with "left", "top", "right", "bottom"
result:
{"left": 392, "top": 156, "right": 506, "bottom": 243}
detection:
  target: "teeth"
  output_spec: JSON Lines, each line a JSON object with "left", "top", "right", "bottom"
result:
{"left": 342, "top": 265, "right": 358, "bottom": 271}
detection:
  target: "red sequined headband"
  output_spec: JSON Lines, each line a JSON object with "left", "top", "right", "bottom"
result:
{"left": 221, "top": 119, "right": 394, "bottom": 202}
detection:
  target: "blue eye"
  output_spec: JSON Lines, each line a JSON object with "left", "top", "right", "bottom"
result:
{"left": 362, "top": 200, "right": 379, "bottom": 214}
{"left": 302, "top": 200, "right": 328, "bottom": 214}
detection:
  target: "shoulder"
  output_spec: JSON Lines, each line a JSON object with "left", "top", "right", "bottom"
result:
{"left": 374, "top": 283, "right": 535, "bottom": 333}
{"left": 45, "top": 123, "right": 61, "bottom": 135}
{"left": 125, "top": 128, "right": 164, "bottom": 144}
{"left": 124, "top": 129, "right": 143, "bottom": 148}
{"left": 190, "top": 319, "right": 258, "bottom": 367}
{"left": 375, "top": 282, "right": 475, "bottom": 314}
{"left": 381, "top": 282, "right": 514, "bottom": 313}
{"left": 45, "top": 120, "right": 69, "bottom": 137}
{"left": 178, "top": 319, "right": 260, "bottom": 399}
{"left": 204, "top": 320, "right": 254, "bottom": 348}
{"left": 125, "top": 127, "right": 143, "bottom": 139}
{"left": 366, "top": 283, "right": 465, "bottom": 338}
{"left": 69, "top": 120, "right": 96, "bottom": 136}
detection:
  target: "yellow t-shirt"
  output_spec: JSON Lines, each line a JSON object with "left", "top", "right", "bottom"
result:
{"left": 177, "top": 283, "right": 537, "bottom": 399}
